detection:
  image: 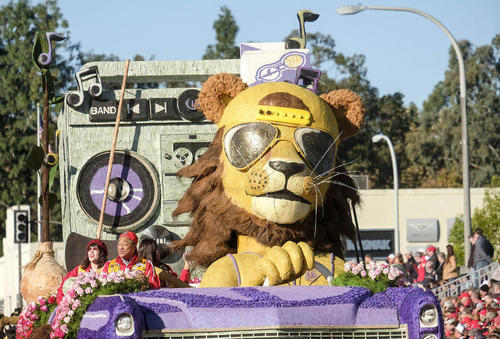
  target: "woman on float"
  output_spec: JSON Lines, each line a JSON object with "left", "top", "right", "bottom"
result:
{"left": 138, "top": 238, "right": 191, "bottom": 288}
{"left": 56, "top": 239, "right": 108, "bottom": 304}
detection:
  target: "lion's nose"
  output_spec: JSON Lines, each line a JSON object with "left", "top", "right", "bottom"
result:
{"left": 269, "top": 161, "right": 305, "bottom": 179}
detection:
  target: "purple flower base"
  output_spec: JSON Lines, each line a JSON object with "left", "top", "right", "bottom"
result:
{"left": 76, "top": 286, "right": 443, "bottom": 339}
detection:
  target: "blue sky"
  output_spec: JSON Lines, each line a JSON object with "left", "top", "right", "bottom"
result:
{"left": 5, "top": 0, "right": 500, "bottom": 107}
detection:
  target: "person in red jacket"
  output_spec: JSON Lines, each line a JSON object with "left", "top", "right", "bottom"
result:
{"left": 57, "top": 239, "right": 108, "bottom": 304}
{"left": 102, "top": 231, "right": 161, "bottom": 289}
{"left": 415, "top": 250, "right": 427, "bottom": 285}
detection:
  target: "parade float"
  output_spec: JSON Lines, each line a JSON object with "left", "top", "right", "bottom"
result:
{"left": 18, "top": 9, "right": 444, "bottom": 339}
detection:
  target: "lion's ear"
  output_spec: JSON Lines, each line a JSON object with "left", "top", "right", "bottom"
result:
{"left": 320, "top": 89, "right": 365, "bottom": 141}
{"left": 197, "top": 73, "right": 248, "bottom": 124}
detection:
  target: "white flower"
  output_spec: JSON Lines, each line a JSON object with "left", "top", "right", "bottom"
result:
{"left": 344, "top": 263, "right": 351, "bottom": 272}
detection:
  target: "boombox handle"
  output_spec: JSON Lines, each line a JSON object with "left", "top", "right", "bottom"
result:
{"left": 83, "top": 59, "right": 240, "bottom": 85}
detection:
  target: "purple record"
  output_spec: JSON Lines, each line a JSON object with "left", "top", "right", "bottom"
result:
{"left": 89, "top": 165, "right": 143, "bottom": 216}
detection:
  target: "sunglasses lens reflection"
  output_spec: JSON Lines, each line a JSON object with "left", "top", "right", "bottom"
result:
{"left": 224, "top": 122, "right": 277, "bottom": 169}
{"left": 295, "top": 128, "right": 335, "bottom": 175}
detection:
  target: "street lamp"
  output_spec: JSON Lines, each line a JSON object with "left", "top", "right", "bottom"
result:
{"left": 337, "top": 4, "right": 472, "bottom": 261}
{"left": 372, "top": 134, "right": 399, "bottom": 254}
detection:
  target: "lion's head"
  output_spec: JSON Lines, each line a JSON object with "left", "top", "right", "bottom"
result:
{"left": 171, "top": 73, "right": 365, "bottom": 267}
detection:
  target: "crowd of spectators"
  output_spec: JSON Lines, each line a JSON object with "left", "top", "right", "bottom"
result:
{"left": 440, "top": 282, "right": 500, "bottom": 338}
{"left": 366, "top": 227, "right": 498, "bottom": 338}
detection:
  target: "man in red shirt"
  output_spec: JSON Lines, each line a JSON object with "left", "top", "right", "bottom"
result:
{"left": 102, "top": 231, "right": 161, "bottom": 289}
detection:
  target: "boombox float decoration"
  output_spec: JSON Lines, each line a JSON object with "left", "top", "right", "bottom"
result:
{"left": 59, "top": 41, "right": 363, "bottom": 280}
{"left": 58, "top": 60, "right": 238, "bottom": 270}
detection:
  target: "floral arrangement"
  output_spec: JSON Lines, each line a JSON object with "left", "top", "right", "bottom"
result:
{"left": 331, "top": 261, "right": 403, "bottom": 293}
{"left": 16, "top": 294, "right": 58, "bottom": 338}
{"left": 50, "top": 269, "right": 149, "bottom": 339}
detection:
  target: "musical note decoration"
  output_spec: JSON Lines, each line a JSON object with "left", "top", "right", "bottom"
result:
{"left": 285, "top": 10, "right": 320, "bottom": 49}
{"left": 32, "top": 31, "right": 66, "bottom": 104}
{"left": 66, "top": 66, "right": 103, "bottom": 107}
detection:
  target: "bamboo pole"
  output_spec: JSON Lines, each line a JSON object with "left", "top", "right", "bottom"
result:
{"left": 96, "top": 59, "right": 130, "bottom": 239}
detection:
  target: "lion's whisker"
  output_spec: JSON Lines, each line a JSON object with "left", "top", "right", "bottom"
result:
{"left": 313, "top": 185, "right": 318, "bottom": 239}
{"left": 314, "top": 171, "right": 358, "bottom": 187}
{"left": 321, "top": 180, "right": 359, "bottom": 192}
{"left": 312, "top": 184, "right": 325, "bottom": 218}
{"left": 314, "top": 158, "right": 359, "bottom": 180}
{"left": 313, "top": 172, "right": 344, "bottom": 186}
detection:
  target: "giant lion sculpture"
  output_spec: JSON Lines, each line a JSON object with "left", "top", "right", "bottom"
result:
{"left": 171, "top": 73, "right": 365, "bottom": 287}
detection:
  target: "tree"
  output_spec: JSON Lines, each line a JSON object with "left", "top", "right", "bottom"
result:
{"left": 405, "top": 36, "right": 500, "bottom": 187}
{"left": 449, "top": 177, "right": 500, "bottom": 265}
{"left": 0, "top": 0, "right": 78, "bottom": 252}
{"left": 202, "top": 6, "right": 240, "bottom": 60}
{"left": 288, "top": 30, "right": 416, "bottom": 189}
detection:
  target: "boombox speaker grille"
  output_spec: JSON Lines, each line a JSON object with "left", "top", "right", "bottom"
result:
{"left": 77, "top": 150, "right": 159, "bottom": 232}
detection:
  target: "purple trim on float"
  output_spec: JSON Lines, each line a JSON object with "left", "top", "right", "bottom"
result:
{"left": 397, "top": 288, "right": 444, "bottom": 339}
{"left": 227, "top": 253, "right": 241, "bottom": 287}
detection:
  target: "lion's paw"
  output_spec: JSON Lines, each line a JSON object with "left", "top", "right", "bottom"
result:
{"left": 256, "top": 241, "right": 314, "bottom": 286}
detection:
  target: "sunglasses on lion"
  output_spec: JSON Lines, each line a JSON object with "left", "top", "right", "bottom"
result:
{"left": 223, "top": 121, "right": 339, "bottom": 175}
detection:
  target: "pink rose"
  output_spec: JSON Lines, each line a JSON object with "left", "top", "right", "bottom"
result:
{"left": 40, "top": 305, "right": 48, "bottom": 312}
{"left": 360, "top": 270, "right": 367, "bottom": 277}
{"left": 54, "top": 327, "right": 64, "bottom": 337}
{"left": 59, "top": 305, "right": 70, "bottom": 315}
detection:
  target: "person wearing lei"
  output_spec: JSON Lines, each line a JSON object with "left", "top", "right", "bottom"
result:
{"left": 56, "top": 239, "right": 108, "bottom": 304}
{"left": 102, "top": 231, "right": 161, "bottom": 289}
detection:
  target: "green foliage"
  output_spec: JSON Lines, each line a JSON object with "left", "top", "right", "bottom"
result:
{"left": 449, "top": 217, "right": 466, "bottom": 266}
{"left": 202, "top": 6, "right": 240, "bottom": 60}
{"left": 331, "top": 272, "right": 398, "bottom": 294}
{"left": 450, "top": 176, "right": 500, "bottom": 265}
{"left": 406, "top": 36, "right": 500, "bottom": 187}
{"left": 0, "top": 0, "right": 80, "bottom": 251}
